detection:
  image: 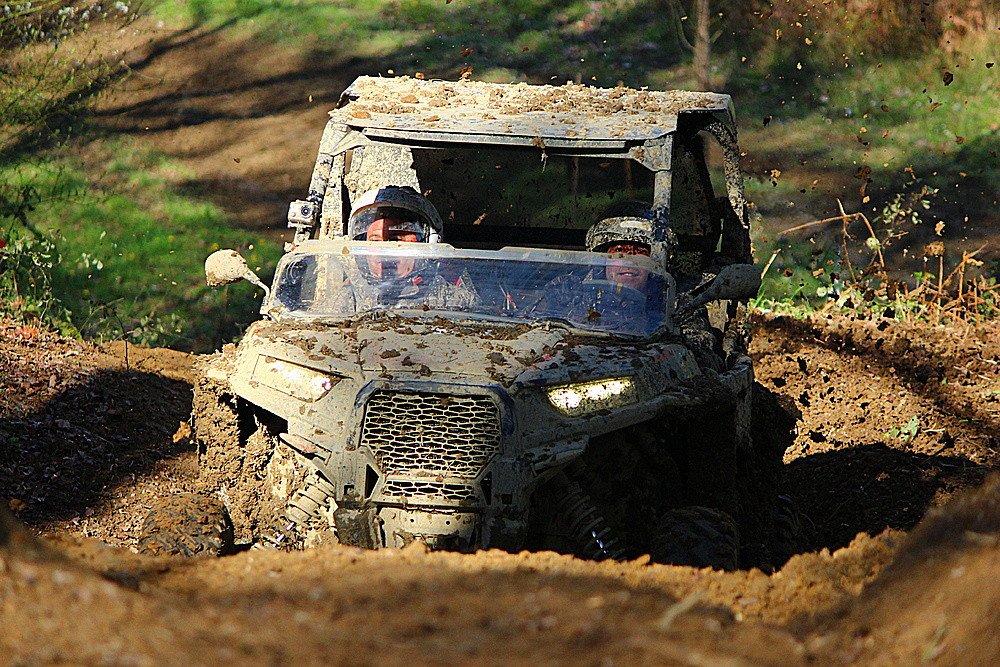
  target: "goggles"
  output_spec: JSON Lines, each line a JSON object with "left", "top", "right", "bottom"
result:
{"left": 602, "top": 242, "right": 651, "bottom": 256}
{"left": 349, "top": 206, "right": 430, "bottom": 241}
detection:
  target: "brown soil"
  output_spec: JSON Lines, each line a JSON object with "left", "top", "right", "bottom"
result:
{"left": 3, "top": 312, "right": 1000, "bottom": 664}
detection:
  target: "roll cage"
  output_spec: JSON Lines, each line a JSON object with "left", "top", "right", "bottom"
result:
{"left": 286, "top": 76, "right": 752, "bottom": 274}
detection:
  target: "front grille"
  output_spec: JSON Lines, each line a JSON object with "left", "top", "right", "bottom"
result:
{"left": 360, "top": 390, "right": 501, "bottom": 478}
{"left": 382, "top": 479, "right": 479, "bottom": 504}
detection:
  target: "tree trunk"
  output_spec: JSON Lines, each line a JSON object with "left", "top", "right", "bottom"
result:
{"left": 693, "top": 0, "right": 711, "bottom": 91}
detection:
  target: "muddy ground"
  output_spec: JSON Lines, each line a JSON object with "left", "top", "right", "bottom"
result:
{"left": 2, "top": 313, "right": 1000, "bottom": 664}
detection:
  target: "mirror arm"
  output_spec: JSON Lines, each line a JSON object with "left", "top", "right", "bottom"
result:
{"left": 243, "top": 271, "right": 271, "bottom": 300}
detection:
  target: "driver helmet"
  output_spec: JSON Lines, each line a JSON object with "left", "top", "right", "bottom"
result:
{"left": 586, "top": 201, "right": 655, "bottom": 255}
{"left": 347, "top": 186, "right": 444, "bottom": 243}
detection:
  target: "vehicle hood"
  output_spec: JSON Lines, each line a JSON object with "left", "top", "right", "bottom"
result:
{"left": 240, "top": 316, "right": 701, "bottom": 391}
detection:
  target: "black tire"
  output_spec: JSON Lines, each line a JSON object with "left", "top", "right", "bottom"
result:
{"left": 137, "top": 493, "right": 234, "bottom": 557}
{"left": 770, "top": 494, "right": 804, "bottom": 567}
{"left": 650, "top": 506, "right": 739, "bottom": 570}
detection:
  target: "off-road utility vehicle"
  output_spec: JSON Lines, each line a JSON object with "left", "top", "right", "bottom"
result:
{"left": 147, "top": 76, "right": 794, "bottom": 568}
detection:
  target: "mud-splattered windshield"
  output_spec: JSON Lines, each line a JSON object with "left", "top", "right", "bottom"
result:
{"left": 269, "top": 241, "right": 673, "bottom": 337}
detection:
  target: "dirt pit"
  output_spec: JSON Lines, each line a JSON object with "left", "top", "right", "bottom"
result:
{"left": 2, "top": 313, "right": 1000, "bottom": 664}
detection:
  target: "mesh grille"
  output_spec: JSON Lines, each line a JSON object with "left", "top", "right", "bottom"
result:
{"left": 361, "top": 390, "right": 500, "bottom": 478}
{"left": 382, "top": 479, "right": 479, "bottom": 504}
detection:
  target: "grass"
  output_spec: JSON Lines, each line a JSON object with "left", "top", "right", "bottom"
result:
{"left": 736, "top": 26, "right": 1000, "bottom": 316}
{"left": 751, "top": 180, "right": 1000, "bottom": 327}
{"left": 1, "top": 148, "right": 282, "bottom": 351}
{"left": 144, "top": 0, "right": 686, "bottom": 86}
{"left": 736, "top": 28, "right": 1000, "bottom": 194}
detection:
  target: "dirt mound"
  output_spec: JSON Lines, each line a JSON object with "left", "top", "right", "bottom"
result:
{"left": 806, "top": 475, "right": 1000, "bottom": 664}
{"left": 753, "top": 313, "right": 997, "bottom": 553}
{"left": 2, "top": 471, "right": 995, "bottom": 664}
{"left": 0, "top": 319, "right": 197, "bottom": 540}
{"left": 2, "top": 313, "right": 1000, "bottom": 663}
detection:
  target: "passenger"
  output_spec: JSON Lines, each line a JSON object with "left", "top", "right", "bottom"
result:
{"left": 338, "top": 186, "right": 478, "bottom": 310}
{"left": 584, "top": 206, "right": 656, "bottom": 292}
{"left": 589, "top": 203, "right": 723, "bottom": 367}
{"left": 528, "top": 204, "right": 662, "bottom": 334}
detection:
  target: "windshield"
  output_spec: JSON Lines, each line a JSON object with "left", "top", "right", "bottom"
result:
{"left": 269, "top": 242, "right": 673, "bottom": 337}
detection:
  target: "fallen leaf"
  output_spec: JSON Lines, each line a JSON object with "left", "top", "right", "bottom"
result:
{"left": 929, "top": 102, "right": 942, "bottom": 111}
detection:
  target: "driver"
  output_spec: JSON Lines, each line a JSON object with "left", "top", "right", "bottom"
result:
{"left": 335, "top": 186, "right": 478, "bottom": 310}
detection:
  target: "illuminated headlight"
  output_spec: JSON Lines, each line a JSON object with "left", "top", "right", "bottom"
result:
{"left": 251, "top": 356, "right": 337, "bottom": 401}
{"left": 546, "top": 377, "right": 638, "bottom": 417}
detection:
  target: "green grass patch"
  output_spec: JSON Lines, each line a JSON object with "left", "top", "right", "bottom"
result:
{"left": 1, "top": 149, "right": 282, "bottom": 351}
{"left": 735, "top": 30, "right": 1000, "bottom": 191}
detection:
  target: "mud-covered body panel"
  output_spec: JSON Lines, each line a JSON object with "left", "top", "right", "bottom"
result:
{"left": 198, "top": 312, "right": 753, "bottom": 551}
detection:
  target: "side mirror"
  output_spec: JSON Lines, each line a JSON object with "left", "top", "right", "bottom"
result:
{"left": 205, "top": 249, "right": 270, "bottom": 299}
{"left": 702, "top": 263, "right": 762, "bottom": 302}
{"left": 680, "top": 263, "right": 761, "bottom": 313}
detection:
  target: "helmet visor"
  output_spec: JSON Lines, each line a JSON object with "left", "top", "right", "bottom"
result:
{"left": 601, "top": 242, "right": 651, "bottom": 255}
{"left": 349, "top": 206, "right": 430, "bottom": 242}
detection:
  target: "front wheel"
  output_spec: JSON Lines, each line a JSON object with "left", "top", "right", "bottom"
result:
{"left": 137, "top": 493, "right": 234, "bottom": 557}
{"left": 649, "top": 506, "right": 739, "bottom": 571}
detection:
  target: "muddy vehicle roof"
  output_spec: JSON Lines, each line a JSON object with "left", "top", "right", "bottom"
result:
{"left": 331, "top": 76, "right": 735, "bottom": 149}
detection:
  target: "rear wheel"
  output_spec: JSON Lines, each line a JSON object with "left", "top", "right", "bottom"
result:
{"left": 650, "top": 506, "right": 739, "bottom": 570}
{"left": 137, "top": 493, "right": 234, "bottom": 557}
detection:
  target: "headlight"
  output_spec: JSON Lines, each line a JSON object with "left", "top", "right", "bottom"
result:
{"left": 546, "top": 377, "right": 638, "bottom": 417}
{"left": 251, "top": 356, "right": 337, "bottom": 401}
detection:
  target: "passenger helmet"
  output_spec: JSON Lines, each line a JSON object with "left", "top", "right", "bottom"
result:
{"left": 347, "top": 186, "right": 444, "bottom": 243}
{"left": 586, "top": 201, "right": 655, "bottom": 253}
